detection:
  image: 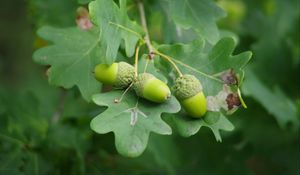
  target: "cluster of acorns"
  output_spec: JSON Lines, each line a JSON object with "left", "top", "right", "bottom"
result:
{"left": 94, "top": 61, "right": 207, "bottom": 118}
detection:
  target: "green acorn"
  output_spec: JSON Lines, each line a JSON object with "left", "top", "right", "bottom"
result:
{"left": 173, "top": 74, "right": 207, "bottom": 118}
{"left": 94, "top": 61, "right": 135, "bottom": 89}
{"left": 133, "top": 73, "right": 171, "bottom": 103}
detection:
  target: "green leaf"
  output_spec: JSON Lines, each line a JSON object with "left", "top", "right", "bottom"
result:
{"left": 28, "top": 0, "right": 78, "bottom": 27}
{"left": 78, "top": 0, "right": 92, "bottom": 4}
{"left": 169, "top": 0, "right": 226, "bottom": 44}
{"left": 242, "top": 69, "right": 300, "bottom": 131}
{"left": 171, "top": 112, "right": 234, "bottom": 141}
{"left": 158, "top": 38, "right": 251, "bottom": 139}
{"left": 90, "top": 90, "right": 181, "bottom": 157}
{"left": 89, "top": 0, "right": 144, "bottom": 64}
{"left": 145, "top": 135, "right": 180, "bottom": 174}
{"left": 33, "top": 26, "right": 102, "bottom": 101}
{"left": 158, "top": 37, "right": 252, "bottom": 95}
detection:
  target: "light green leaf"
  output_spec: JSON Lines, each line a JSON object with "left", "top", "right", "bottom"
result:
{"left": 33, "top": 26, "right": 102, "bottom": 101}
{"left": 243, "top": 69, "right": 300, "bottom": 130}
{"left": 172, "top": 112, "right": 234, "bottom": 141}
{"left": 169, "top": 0, "right": 226, "bottom": 44}
{"left": 91, "top": 90, "right": 181, "bottom": 157}
{"left": 89, "top": 0, "right": 144, "bottom": 64}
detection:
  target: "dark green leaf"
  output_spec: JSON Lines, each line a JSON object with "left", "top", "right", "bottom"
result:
{"left": 78, "top": 0, "right": 92, "bottom": 4}
{"left": 242, "top": 69, "right": 300, "bottom": 131}
{"left": 172, "top": 112, "right": 234, "bottom": 141}
{"left": 169, "top": 0, "right": 226, "bottom": 43}
{"left": 158, "top": 37, "right": 252, "bottom": 96}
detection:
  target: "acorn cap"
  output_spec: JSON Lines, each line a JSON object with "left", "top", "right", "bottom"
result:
{"left": 133, "top": 73, "right": 154, "bottom": 97}
{"left": 114, "top": 62, "right": 135, "bottom": 89}
{"left": 173, "top": 74, "right": 202, "bottom": 100}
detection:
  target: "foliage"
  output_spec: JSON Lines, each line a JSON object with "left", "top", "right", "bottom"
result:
{"left": 0, "top": 0, "right": 299, "bottom": 174}
{"left": 32, "top": 0, "right": 253, "bottom": 157}
{"left": 169, "top": 0, "right": 226, "bottom": 44}
{"left": 91, "top": 91, "right": 180, "bottom": 157}
{"left": 33, "top": 27, "right": 102, "bottom": 101}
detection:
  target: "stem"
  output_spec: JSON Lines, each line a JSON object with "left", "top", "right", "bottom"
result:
{"left": 153, "top": 51, "right": 183, "bottom": 77}
{"left": 134, "top": 45, "right": 140, "bottom": 77}
{"left": 136, "top": 0, "right": 221, "bottom": 83}
{"left": 137, "top": 0, "right": 154, "bottom": 59}
{"left": 137, "top": 1, "right": 182, "bottom": 77}
{"left": 114, "top": 83, "right": 134, "bottom": 103}
{"left": 237, "top": 88, "right": 247, "bottom": 109}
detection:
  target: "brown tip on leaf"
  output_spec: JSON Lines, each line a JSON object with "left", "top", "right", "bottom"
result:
{"left": 220, "top": 69, "right": 238, "bottom": 85}
{"left": 226, "top": 93, "right": 241, "bottom": 110}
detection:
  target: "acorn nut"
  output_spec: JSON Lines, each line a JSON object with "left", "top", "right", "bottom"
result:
{"left": 133, "top": 73, "right": 171, "bottom": 103}
{"left": 94, "top": 61, "right": 135, "bottom": 89}
{"left": 173, "top": 74, "right": 207, "bottom": 118}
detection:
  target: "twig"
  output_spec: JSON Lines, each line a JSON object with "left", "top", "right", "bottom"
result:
{"left": 137, "top": 0, "right": 154, "bottom": 59}
{"left": 135, "top": 0, "right": 226, "bottom": 85}
{"left": 137, "top": 0, "right": 183, "bottom": 77}
{"left": 52, "top": 89, "right": 67, "bottom": 123}
{"left": 134, "top": 45, "right": 140, "bottom": 77}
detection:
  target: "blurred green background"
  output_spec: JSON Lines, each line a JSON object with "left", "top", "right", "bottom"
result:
{"left": 0, "top": 0, "right": 299, "bottom": 174}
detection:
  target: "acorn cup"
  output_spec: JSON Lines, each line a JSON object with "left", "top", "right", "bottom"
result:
{"left": 173, "top": 74, "right": 207, "bottom": 118}
{"left": 133, "top": 73, "right": 171, "bottom": 103}
{"left": 94, "top": 62, "right": 135, "bottom": 89}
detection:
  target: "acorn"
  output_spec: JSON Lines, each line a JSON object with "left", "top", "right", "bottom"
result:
{"left": 173, "top": 74, "right": 207, "bottom": 118}
{"left": 133, "top": 73, "right": 171, "bottom": 103}
{"left": 94, "top": 61, "right": 135, "bottom": 89}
